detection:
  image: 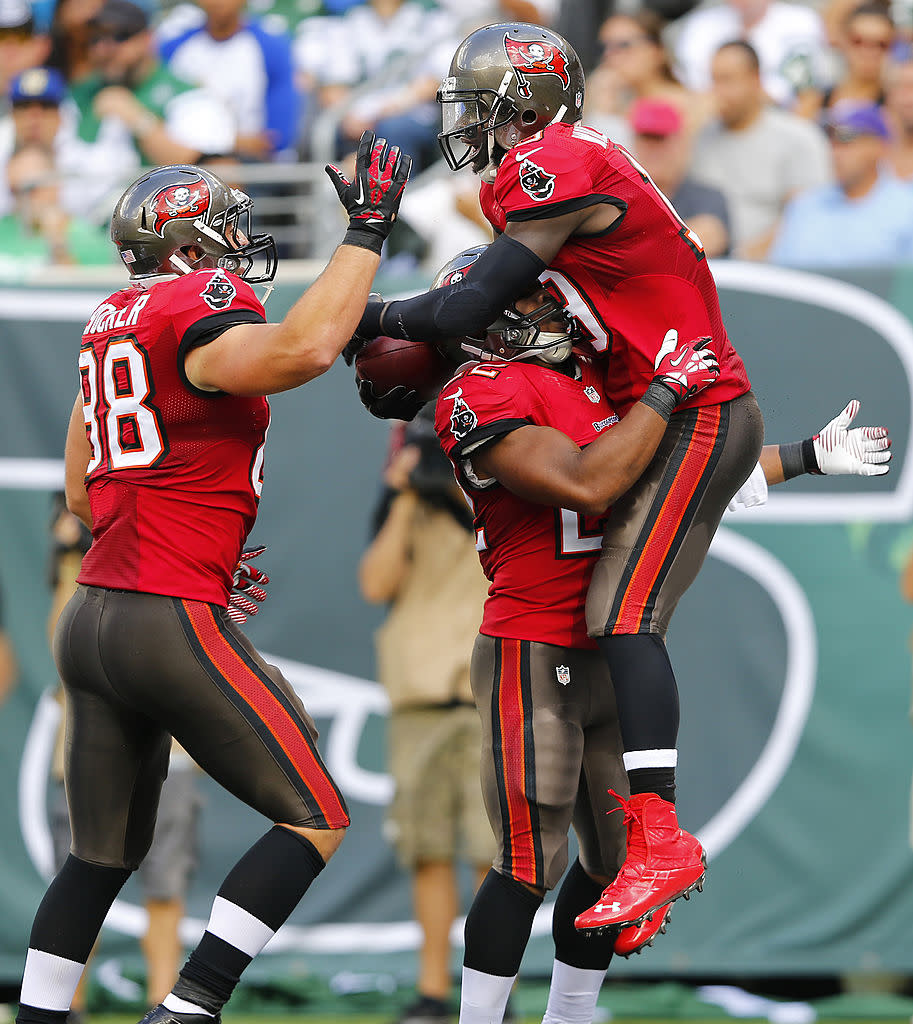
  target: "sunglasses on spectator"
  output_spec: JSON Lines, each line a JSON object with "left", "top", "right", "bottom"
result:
{"left": 602, "top": 35, "right": 649, "bottom": 54}
{"left": 848, "top": 34, "right": 892, "bottom": 50}
{"left": 88, "top": 26, "right": 138, "bottom": 44}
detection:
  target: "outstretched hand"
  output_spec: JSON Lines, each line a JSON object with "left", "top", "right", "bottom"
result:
{"left": 326, "top": 131, "right": 412, "bottom": 253}
{"left": 813, "top": 400, "right": 891, "bottom": 476}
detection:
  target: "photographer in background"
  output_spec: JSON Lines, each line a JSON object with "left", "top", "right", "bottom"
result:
{"left": 359, "top": 405, "right": 494, "bottom": 1024}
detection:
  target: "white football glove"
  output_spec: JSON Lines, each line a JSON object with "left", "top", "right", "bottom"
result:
{"left": 227, "top": 545, "right": 270, "bottom": 624}
{"left": 812, "top": 400, "right": 891, "bottom": 476}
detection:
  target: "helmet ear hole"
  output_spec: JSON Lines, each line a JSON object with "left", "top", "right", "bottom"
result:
{"left": 521, "top": 109, "right": 538, "bottom": 124}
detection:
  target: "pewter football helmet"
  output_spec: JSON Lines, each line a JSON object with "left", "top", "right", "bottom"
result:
{"left": 110, "top": 164, "right": 277, "bottom": 283}
{"left": 437, "top": 22, "right": 585, "bottom": 172}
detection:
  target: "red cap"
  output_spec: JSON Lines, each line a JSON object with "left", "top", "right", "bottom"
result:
{"left": 630, "top": 98, "right": 683, "bottom": 137}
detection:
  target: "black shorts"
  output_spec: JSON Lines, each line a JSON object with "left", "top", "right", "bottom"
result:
{"left": 587, "top": 391, "right": 764, "bottom": 637}
{"left": 471, "top": 634, "right": 628, "bottom": 891}
{"left": 55, "top": 585, "right": 349, "bottom": 869}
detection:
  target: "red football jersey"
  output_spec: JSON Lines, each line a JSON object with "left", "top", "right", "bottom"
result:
{"left": 479, "top": 122, "right": 751, "bottom": 416}
{"left": 76, "top": 269, "right": 269, "bottom": 604}
{"left": 435, "top": 355, "right": 618, "bottom": 648}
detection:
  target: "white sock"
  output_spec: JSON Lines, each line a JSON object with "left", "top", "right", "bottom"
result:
{"left": 459, "top": 966, "right": 516, "bottom": 1024}
{"left": 163, "top": 994, "right": 216, "bottom": 1017}
{"left": 541, "top": 959, "right": 607, "bottom": 1024}
{"left": 19, "top": 949, "right": 86, "bottom": 1011}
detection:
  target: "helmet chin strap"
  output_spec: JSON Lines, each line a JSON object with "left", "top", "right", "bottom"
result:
{"left": 534, "top": 332, "right": 575, "bottom": 363}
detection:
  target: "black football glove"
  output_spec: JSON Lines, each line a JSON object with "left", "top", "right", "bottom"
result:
{"left": 356, "top": 377, "right": 424, "bottom": 421}
{"left": 326, "top": 131, "right": 413, "bottom": 255}
{"left": 227, "top": 545, "right": 270, "bottom": 624}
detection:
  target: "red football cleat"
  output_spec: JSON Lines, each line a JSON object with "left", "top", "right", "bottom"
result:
{"left": 575, "top": 791, "right": 706, "bottom": 932}
{"left": 613, "top": 903, "right": 671, "bottom": 958}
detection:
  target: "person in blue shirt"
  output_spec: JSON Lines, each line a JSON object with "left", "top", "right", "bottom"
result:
{"left": 769, "top": 102, "right": 913, "bottom": 267}
{"left": 159, "top": 0, "right": 298, "bottom": 160}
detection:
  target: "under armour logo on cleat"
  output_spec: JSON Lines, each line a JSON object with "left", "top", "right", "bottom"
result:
{"left": 595, "top": 901, "right": 622, "bottom": 914}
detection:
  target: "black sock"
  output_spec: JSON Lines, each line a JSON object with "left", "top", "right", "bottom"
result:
{"left": 463, "top": 870, "right": 543, "bottom": 977}
{"left": 552, "top": 860, "right": 616, "bottom": 971}
{"left": 597, "top": 634, "right": 679, "bottom": 802}
{"left": 17, "top": 856, "right": 131, "bottom": 1024}
{"left": 175, "top": 827, "right": 326, "bottom": 1013}
{"left": 628, "top": 767, "right": 676, "bottom": 802}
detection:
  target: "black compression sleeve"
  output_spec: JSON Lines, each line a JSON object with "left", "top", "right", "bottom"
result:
{"left": 379, "top": 233, "right": 547, "bottom": 343}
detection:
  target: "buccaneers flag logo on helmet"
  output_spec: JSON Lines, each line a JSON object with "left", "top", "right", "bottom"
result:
{"left": 503, "top": 34, "right": 571, "bottom": 99}
{"left": 150, "top": 178, "right": 211, "bottom": 236}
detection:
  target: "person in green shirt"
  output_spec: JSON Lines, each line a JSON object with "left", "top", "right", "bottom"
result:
{"left": 70, "top": 0, "right": 236, "bottom": 165}
{"left": 0, "top": 144, "right": 113, "bottom": 277}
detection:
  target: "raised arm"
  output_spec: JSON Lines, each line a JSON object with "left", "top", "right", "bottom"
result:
{"left": 185, "top": 133, "right": 412, "bottom": 396}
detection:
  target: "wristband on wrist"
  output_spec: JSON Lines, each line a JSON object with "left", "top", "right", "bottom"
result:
{"left": 342, "top": 226, "right": 384, "bottom": 255}
{"left": 779, "top": 437, "right": 820, "bottom": 480}
{"left": 639, "top": 379, "right": 678, "bottom": 421}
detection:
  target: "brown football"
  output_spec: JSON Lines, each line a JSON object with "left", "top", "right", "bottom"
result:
{"left": 354, "top": 335, "right": 453, "bottom": 401}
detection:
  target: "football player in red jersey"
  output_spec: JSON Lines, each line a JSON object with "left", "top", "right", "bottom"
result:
{"left": 347, "top": 21, "right": 764, "bottom": 932}
{"left": 15, "top": 132, "right": 411, "bottom": 1024}
{"left": 428, "top": 248, "right": 890, "bottom": 1024}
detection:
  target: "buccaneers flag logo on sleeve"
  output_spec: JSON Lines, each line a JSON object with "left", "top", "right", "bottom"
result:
{"left": 503, "top": 34, "right": 571, "bottom": 99}
{"left": 150, "top": 178, "right": 211, "bottom": 236}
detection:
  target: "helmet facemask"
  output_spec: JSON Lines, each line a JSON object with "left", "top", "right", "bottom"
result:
{"left": 462, "top": 294, "right": 579, "bottom": 365}
{"left": 438, "top": 72, "right": 519, "bottom": 172}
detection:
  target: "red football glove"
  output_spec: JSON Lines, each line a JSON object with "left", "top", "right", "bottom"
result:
{"left": 641, "top": 330, "right": 720, "bottom": 420}
{"left": 227, "top": 545, "right": 270, "bottom": 625}
{"left": 326, "top": 131, "right": 413, "bottom": 254}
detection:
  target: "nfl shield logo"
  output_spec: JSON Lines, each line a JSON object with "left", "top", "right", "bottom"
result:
{"left": 556, "top": 665, "right": 571, "bottom": 686}
{"left": 584, "top": 386, "right": 600, "bottom": 404}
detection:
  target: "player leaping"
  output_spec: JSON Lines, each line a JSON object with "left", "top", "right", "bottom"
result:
{"left": 427, "top": 248, "right": 890, "bottom": 1024}
{"left": 347, "top": 21, "right": 762, "bottom": 932}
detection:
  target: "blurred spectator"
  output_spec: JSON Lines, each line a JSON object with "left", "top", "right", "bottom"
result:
{"left": 796, "top": 2, "right": 894, "bottom": 119}
{"left": 46, "top": 0, "right": 103, "bottom": 83}
{"left": 886, "top": 55, "right": 913, "bottom": 176}
{"left": 0, "top": 0, "right": 51, "bottom": 103}
{"left": 585, "top": 12, "right": 712, "bottom": 145}
{"left": 359, "top": 411, "right": 494, "bottom": 1024}
{"left": 434, "top": 0, "right": 558, "bottom": 34}
{"left": 629, "top": 97, "right": 731, "bottom": 258}
{"left": 692, "top": 41, "right": 832, "bottom": 259}
{"left": 556, "top": 0, "right": 700, "bottom": 72}
{"left": 160, "top": 0, "right": 297, "bottom": 160}
{"left": 674, "top": 0, "right": 827, "bottom": 106}
{"left": 295, "top": 0, "right": 458, "bottom": 169}
{"left": 769, "top": 102, "right": 913, "bottom": 265}
{"left": 71, "top": 0, "right": 235, "bottom": 168}
{"left": 0, "top": 144, "right": 113, "bottom": 276}
{"left": 0, "top": 67, "right": 131, "bottom": 222}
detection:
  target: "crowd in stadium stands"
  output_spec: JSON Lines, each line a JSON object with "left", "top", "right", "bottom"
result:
{"left": 3, "top": 0, "right": 913, "bottom": 271}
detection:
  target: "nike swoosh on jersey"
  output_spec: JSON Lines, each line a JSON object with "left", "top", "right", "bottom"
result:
{"left": 515, "top": 146, "right": 545, "bottom": 161}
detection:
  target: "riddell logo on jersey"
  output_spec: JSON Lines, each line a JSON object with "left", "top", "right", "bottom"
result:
{"left": 151, "top": 178, "right": 210, "bottom": 236}
{"left": 503, "top": 34, "right": 571, "bottom": 99}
